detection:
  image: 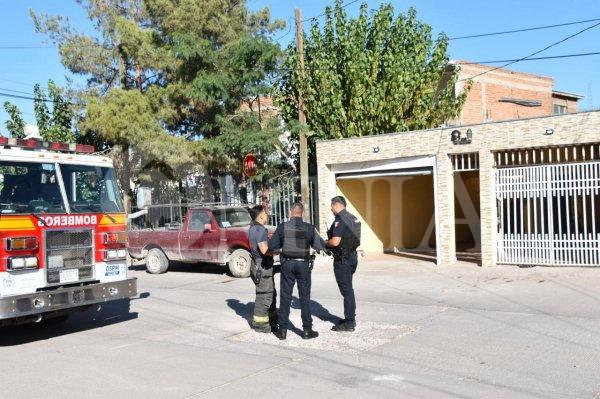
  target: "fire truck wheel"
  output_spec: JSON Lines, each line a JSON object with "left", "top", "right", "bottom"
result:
{"left": 228, "top": 249, "right": 252, "bottom": 278}
{"left": 146, "top": 248, "right": 169, "bottom": 274}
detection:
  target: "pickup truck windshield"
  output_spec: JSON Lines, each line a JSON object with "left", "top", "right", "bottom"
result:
{"left": 61, "top": 164, "right": 124, "bottom": 213}
{"left": 0, "top": 160, "right": 123, "bottom": 214}
{"left": 213, "top": 208, "right": 252, "bottom": 228}
{"left": 0, "top": 161, "right": 66, "bottom": 214}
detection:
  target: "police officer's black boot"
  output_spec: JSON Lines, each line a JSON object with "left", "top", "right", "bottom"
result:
{"left": 274, "top": 328, "right": 287, "bottom": 340}
{"left": 331, "top": 320, "right": 355, "bottom": 332}
{"left": 302, "top": 329, "right": 319, "bottom": 340}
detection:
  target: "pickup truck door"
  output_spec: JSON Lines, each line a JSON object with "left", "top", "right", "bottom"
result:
{"left": 180, "top": 210, "right": 221, "bottom": 261}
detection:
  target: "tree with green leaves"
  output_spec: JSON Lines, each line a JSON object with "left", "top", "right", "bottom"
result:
{"left": 32, "top": 0, "right": 288, "bottom": 208}
{"left": 278, "top": 1, "right": 469, "bottom": 167}
{"left": 46, "top": 80, "right": 75, "bottom": 142}
{"left": 33, "top": 79, "right": 75, "bottom": 142}
{"left": 3, "top": 102, "right": 26, "bottom": 138}
{"left": 33, "top": 83, "right": 51, "bottom": 136}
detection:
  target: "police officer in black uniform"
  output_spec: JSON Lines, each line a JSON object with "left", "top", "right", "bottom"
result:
{"left": 268, "top": 202, "right": 326, "bottom": 340}
{"left": 248, "top": 205, "right": 277, "bottom": 333}
{"left": 326, "top": 196, "right": 361, "bottom": 332}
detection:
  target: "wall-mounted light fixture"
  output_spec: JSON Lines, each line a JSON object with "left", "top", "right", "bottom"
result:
{"left": 373, "top": 146, "right": 380, "bottom": 153}
{"left": 544, "top": 128, "right": 554, "bottom": 135}
{"left": 450, "top": 128, "right": 473, "bottom": 145}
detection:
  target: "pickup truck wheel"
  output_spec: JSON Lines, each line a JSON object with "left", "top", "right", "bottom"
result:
{"left": 146, "top": 248, "right": 169, "bottom": 274}
{"left": 228, "top": 249, "right": 251, "bottom": 278}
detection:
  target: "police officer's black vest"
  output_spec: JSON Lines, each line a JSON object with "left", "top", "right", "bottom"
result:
{"left": 282, "top": 219, "right": 310, "bottom": 259}
{"left": 333, "top": 211, "right": 361, "bottom": 259}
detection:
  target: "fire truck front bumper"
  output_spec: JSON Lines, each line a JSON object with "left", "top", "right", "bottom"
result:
{"left": 0, "top": 278, "right": 137, "bottom": 320}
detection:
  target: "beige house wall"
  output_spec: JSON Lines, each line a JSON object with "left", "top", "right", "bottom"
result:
{"left": 316, "top": 111, "right": 600, "bottom": 267}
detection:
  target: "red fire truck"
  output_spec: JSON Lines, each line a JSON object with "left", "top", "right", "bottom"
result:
{"left": 0, "top": 137, "right": 137, "bottom": 325}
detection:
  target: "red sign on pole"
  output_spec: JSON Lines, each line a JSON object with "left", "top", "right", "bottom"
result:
{"left": 243, "top": 153, "right": 257, "bottom": 177}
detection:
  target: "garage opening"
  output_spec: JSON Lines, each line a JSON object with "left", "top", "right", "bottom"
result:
{"left": 451, "top": 153, "right": 481, "bottom": 265}
{"left": 335, "top": 167, "right": 437, "bottom": 264}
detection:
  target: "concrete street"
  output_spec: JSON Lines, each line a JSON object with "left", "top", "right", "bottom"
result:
{"left": 2, "top": 255, "right": 600, "bottom": 399}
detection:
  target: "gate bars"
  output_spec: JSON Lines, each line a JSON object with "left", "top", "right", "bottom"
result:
{"left": 496, "top": 161, "right": 600, "bottom": 266}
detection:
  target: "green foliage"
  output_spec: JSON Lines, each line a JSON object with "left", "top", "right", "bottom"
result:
{"left": 31, "top": 0, "right": 289, "bottom": 190}
{"left": 80, "top": 88, "right": 204, "bottom": 182}
{"left": 278, "top": 1, "right": 469, "bottom": 151}
{"left": 206, "top": 113, "right": 290, "bottom": 181}
{"left": 46, "top": 80, "right": 74, "bottom": 142}
{"left": 33, "top": 84, "right": 51, "bottom": 136}
{"left": 3, "top": 102, "right": 25, "bottom": 138}
{"left": 32, "top": 80, "right": 75, "bottom": 142}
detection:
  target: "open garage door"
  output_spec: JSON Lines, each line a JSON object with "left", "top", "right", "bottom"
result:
{"left": 330, "top": 156, "right": 439, "bottom": 263}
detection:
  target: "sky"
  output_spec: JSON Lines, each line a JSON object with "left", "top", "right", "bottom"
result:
{"left": 1, "top": 0, "right": 599, "bottom": 131}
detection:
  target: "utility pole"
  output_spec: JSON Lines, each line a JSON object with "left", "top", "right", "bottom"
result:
{"left": 295, "top": 8, "right": 310, "bottom": 221}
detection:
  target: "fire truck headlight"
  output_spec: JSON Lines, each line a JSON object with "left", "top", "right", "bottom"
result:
{"left": 104, "top": 250, "right": 126, "bottom": 261}
{"left": 24, "top": 257, "right": 38, "bottom": 268}
{"left": 8, "top": 257, "right": 25, "bottom": 270}
{"left": 7, "top": 256, "right": 38, "bottom": 271}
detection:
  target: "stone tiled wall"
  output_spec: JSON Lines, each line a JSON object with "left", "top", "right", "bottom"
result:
{"left": 316, "top": 111, "right": 600, "bottom": 266}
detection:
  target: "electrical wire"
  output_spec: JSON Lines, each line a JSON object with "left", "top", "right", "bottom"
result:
{"left": 461, "top": 51, "right": 600, "bottom": 64}
{"left": 459, "top": 20, "right": 600, "bottom": 82}
{"left": 0, "top": 46, "right": 54, "bottom": 49}
{"left": 301, "top": 0, "right": 361, "bottom": 22}
{"left": 449, "top": 17, "right": 600, "bottom": 40}
{"left": 0, "top": 50, "right": 599, "bottom": 103}
{"left": 274, "top": 17, "right": 294, "bottom": 42}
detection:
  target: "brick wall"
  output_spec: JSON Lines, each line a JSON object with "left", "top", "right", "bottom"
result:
{"left": 457, "top": 63, "right": 554, "bottom": 124}
{"left": 316, "top": 111, "right": 600, "bottom": 267}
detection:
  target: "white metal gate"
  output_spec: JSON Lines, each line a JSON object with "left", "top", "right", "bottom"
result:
{"left": 496, "top": 161, "right": 600, "bottom": 266}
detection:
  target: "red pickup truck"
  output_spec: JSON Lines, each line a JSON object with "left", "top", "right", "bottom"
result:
{"left": 128, "top": 205, "right": 275, "bottom": 277}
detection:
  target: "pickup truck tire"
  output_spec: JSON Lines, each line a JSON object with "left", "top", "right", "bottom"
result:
{"left": 228, "top": 249, "right": 252, "bottom": 278}
{"left": 146, "top": 248, "right": 169, "bottom": 274}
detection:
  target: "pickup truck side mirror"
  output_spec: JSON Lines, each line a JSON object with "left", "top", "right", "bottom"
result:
{"left": 204, "top": 223, "right": 213, "bottom": 232}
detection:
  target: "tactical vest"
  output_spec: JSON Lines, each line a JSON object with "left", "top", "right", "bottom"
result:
{"left": 333, "top": 211, "right": 361, "bottom": 260}
{"left": 282, "top": 220, "right": 310, "bottom": 259}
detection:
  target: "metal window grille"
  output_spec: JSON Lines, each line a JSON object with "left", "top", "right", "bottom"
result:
{"left": 496, "top": 161, "right": 600, "bottom": 266}
{"left": 451, "top": 153, "right": 479, "bottom": 172}
{"left": 494, "top": 143, "right": 600, "bottom": 167}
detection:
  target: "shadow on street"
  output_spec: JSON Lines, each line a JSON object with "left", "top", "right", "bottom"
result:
{"left": 226, "top": 296, "right": 340, "bottom": 337}
{"left": 129, "top": 261, "right": 230, "bottom": 276}
{"left": 0, "top": 293, "right": 149, "bottom": 347}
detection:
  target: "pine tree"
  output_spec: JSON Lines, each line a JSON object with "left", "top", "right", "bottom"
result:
{"left": 31, "top": 0, "right": 288, "bottom": 208}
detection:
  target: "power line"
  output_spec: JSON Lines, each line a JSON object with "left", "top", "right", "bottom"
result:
{"left": 0, "top": 92, "right": 38, "bottom": 101}
{"left": 462, "top": 51, "right": 600, "bottom": 64}
{"left": 0, "top": 50, "right": 597, "bottom": 103}
{"left": 449, "top": 17, "right": 600, "bottom": 40}
{"left": 301, "top": 0, "right": 361, "bottom": 22}
{"left": 0, "top": 46, "right": 54, "bottom": 49}
{"left": 0, "top": 87, "right": 36, "bottom": 96}
{"left": 0, "top": 91, "right": 67, "bottom": 104}
{"left": 272, "top": 50, "right": 600, "bottom": 72}
{"left": 0, "top": 78, "right": 36, "bottom": 88}
{"left": 459, "top": 20, "right": 600, "bottom": 82}
{"left": 274, "top": 17, "right": 294, "bottom": 42}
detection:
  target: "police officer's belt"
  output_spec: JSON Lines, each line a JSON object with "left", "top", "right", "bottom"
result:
{"left": 282, "top": 257, "right": 309, "bottom": 262}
